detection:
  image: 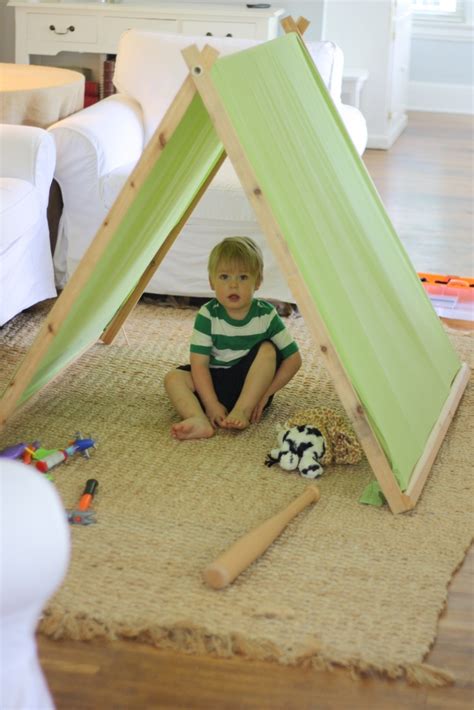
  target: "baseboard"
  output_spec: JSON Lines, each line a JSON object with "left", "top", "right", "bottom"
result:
{"left": 407, "top": 81, "right": 474, "bottom": 115}
{"left": 366, "top": 114, "right": 408, "bottom": 150}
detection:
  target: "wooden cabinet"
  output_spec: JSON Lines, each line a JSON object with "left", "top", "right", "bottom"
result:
{"left": 180, "top": 19, "right": 256, "bottom": 39}
{"left": 101, "top": 16, "right": 179, "bottom": 53}
{"left": 9, "top": 1, "right": 284, "bottom": 64}
{"left": 324, "top": 0, "right": 412, "bottom": 149}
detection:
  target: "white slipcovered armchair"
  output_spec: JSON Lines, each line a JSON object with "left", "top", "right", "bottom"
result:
{"left": 1, "top": 460, "right": 70, "bottom": 709}
{"left": 50, "top": 30, "right": 368, "bottom": 303}
{"left": 0, "top": 124, "right": 56, "bottom": 326}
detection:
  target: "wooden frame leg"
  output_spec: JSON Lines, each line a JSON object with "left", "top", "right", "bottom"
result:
{"left": 405, "top": 362, "right": 470, "bottom": 507}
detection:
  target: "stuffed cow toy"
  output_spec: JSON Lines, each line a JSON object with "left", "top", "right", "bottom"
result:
{"left": 265, "top": 407, "right": 363, "bottom": 480}
{"left": 265, "top": 425, "right": 327, "bottom": 479}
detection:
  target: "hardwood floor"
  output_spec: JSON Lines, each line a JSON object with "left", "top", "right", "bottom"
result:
{"left": 363, "top": 112, "right": 473, "bottom": 277}
{"left": 38, "top": 112, "right": 473, "bottom": 708}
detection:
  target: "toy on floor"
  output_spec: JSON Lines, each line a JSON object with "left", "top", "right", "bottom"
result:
{"left": 265, "top": 406, "right": 363, "bottom": 479}
{"left": 66, "top": 478, "right": 99, "bottom": 526}
{"left": 0, "top": 434, "right": 96, "bottom": 474}
{"left": 265, "top": 424, "right": 326, "bottom": 479}
{"left": 419, "top": 272, "right": 473, "bottom": 323}
{"left": 203, "top": 485, "right": 320, "bottom": 589}
{"left": 22, "top": 443, "right": 40, "bottom": 465}
{"left": 35, "top": 435, "right": 96, "bottom": 473}
{"left": 0, "top": 441, "right": 39, "bottom": 460}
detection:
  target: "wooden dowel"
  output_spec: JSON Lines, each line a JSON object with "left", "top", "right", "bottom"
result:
{"left": 296, "top": 16, "right": 311, "bottom": 35}
{"left": 406, "top": 362, "right": 470, "bottom": 505}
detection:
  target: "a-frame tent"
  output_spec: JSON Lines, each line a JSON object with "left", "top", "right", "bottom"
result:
{"left": 0, "top": 25, "right": 469, "bottom": 514}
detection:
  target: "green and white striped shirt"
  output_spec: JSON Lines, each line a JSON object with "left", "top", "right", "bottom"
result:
{"left": 190, "top": 298, "right": 298, "bottom": 368}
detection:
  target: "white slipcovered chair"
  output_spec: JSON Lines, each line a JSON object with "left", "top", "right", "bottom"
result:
{"left": 0, "top": 459, "right": 70, "bottom": 709}
{"left": 0, "top": 124, "right": 57, "bottom": 326}
{"left": 50, "top": 30, "right": 368, "bottom": 303}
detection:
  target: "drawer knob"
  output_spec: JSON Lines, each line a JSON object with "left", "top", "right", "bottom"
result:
{"left": 205, "top": 31, "right": 213, "bottom": 36}
{"left": 226, "top": 33, "right": 233, "bottom": 37}
{"left": 49, "top": 24, "right": 75, "bottom": 35}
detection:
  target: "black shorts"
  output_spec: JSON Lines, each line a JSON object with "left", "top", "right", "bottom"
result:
{"left": 177, "top": 341, "right": 282, "bottom": 412}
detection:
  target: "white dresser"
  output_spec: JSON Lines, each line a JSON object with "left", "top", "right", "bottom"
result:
{"left": 9, "top": 1, "right": 285, "bottom": 64}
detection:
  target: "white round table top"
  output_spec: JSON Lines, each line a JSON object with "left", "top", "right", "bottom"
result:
{"left": 0, "top": 62, "right": 85, "bottom": 128}
{"left": 0, "top": 63, "right": 84, "bottom": 92}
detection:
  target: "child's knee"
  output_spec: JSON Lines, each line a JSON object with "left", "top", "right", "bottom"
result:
{"left": 164, "top": 369, "right": 182, "bottom": 390}
{"left": 259, "top": 341, "right": 277, "bottom": 362}
{"left": 164, "top": 368, "right": 194, "bottom": 393}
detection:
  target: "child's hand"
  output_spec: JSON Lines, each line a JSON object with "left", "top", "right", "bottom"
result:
{"left": 251, "top": 394, "right": 270, "bottom": 423}
{"left": 206, "top": 402, "right": 228, "bottom": 428}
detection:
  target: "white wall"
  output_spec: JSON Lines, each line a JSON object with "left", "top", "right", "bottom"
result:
{"left": 411, "top": 38, "right": 473, "bottom": 84}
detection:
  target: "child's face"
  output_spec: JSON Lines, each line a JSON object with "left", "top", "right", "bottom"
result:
{"left": 211, "top": 260, "right": 261, "bottom": 319}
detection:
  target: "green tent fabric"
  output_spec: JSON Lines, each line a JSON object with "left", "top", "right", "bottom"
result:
{"left": 19, "top": 95, "right": 224, "bottom": 403}
{"left": 209, "top": 33, "right": 461, "bottom": 502}
{"left": 4, "top": 33, "right": 462, "bottom": 506}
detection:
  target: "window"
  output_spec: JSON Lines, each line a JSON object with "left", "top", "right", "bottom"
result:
{"left": 411, "top": 0, "right": 466, "bottom": 22}
{"left": 412, "top": 0, "right": 458, "bottom": 13}
{"left": 411, "top": 0, "right": 473, "bottom": 39}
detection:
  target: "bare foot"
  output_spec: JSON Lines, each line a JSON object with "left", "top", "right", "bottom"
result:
{"left": 171, "top": 416, "right": 214, "bottom": 440}
{"left": 222, "top": 408, "right": 250, "bottom": 430}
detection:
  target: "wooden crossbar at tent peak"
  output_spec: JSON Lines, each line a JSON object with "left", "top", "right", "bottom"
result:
{"left": 280, "top": 15, "right": 311, "bottom": 37}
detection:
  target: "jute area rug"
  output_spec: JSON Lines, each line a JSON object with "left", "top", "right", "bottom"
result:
{"left": 1, "top": 300, "right": 472, "bottom": 686}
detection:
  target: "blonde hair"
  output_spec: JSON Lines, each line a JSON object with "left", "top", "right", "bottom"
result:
{"left": 208, "top": 237, "right": 264, "bottom": 283}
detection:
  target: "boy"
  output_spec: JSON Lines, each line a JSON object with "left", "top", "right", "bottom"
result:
{"left": 164, "top": 236, "right": 302, "bottom": 439}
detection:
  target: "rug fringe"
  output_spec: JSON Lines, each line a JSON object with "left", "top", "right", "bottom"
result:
{"left": 347, "top": 660, "right": 454, "bottom": 687}
{"left": 40, "top": 607, "right": 114, "bottom": 642}
{"left": 139, "top": 624, "right": 284, "bottom": 663}
{"left": 39, "top": 609, "right": 454, "bottom": 687}
{"left": 405, "top": 662, "right": 454, "bottom": 687}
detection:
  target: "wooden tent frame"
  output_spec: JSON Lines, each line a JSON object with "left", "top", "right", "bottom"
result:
{"left": 0, "top": 19, "right": 469, "bottom": 514}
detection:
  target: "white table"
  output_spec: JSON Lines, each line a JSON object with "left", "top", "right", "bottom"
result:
{"left": 0, "top": 62, "right": 84, "bottom": 127}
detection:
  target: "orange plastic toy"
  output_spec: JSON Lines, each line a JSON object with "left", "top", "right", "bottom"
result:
{"left": 418, "top": 272, "right": 474, "bottom": 323}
